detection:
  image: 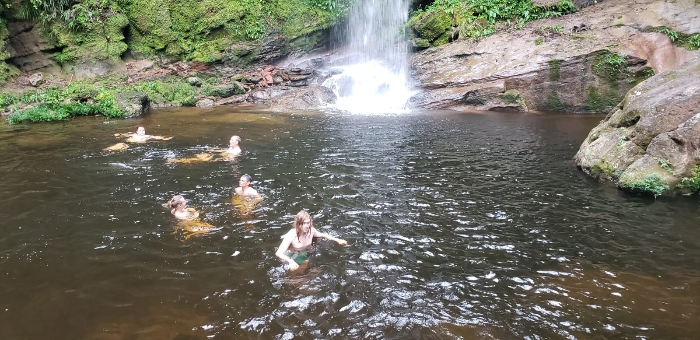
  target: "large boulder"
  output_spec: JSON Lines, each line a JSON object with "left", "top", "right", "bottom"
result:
{"left": 249, "top": 85, "right": 336, "bottom": 112}
{"left": 574, "top": 56, "right": 700, "bottom": 196}
{"left": 115, "top": 92, "right": 150, "bottom": 117}
{"left": 409, "top": 0, "right": 700, "bottom": 113}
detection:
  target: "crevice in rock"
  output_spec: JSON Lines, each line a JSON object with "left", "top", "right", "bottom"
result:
{"left": 615, "top": 114, "right": 640, "bottom": 128}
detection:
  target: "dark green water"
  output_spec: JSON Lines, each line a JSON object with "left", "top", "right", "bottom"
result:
{"left": 0, "top": 107, "right": 698, "bottom": 339}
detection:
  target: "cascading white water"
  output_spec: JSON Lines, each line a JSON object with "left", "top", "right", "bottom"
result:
{"left": 323, "top": 0, "right": 414, "bottom": 113}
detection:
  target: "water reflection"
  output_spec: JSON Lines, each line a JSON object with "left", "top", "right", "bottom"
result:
{"left": 0, "top": 107, "right": 698, "bottom": 339}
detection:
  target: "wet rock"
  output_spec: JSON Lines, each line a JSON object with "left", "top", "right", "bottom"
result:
{"left": 204, "top": 84, "right": 244, "bottom": 98}
{"left": 115, "top": 92, "right": 150, "bottom": 117}
{"left": 249, "top": 85, "right": 336, "bottom": 111}
{"left": 410, "top": 0, "right": 699, "bottom": 113}
{"left": 575, "top": 56, "right": 700, "bottom": 196}
{"left": 215, "top": 94, "right": 249, "bottom": 106}
{"left": 196, "top": 98, "right": 214, "bottom": 108}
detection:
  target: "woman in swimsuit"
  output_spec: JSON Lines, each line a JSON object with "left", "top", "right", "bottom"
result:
{"left": 275, "top": 210, "right": 347, "bottom": 271}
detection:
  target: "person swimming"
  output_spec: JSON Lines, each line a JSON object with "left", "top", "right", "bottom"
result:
{"left": 167, "top": 195, "right": 200, "bottom": 219}
{"left": 226, "top": 135, "right": 242, "bottom": 156}
{"left": 232, "top": 174, "right": 263, "bottom": 216}
{"left": 104, "top": 126, "right": 172, "bottom": 152}
{"left": 167, "top": 135, "right": 242, "bottom": 164}
{"left": 275, "top": 210, "right": 348, "bottom": 271}
{"left": 116, "top": 126, "right": 173, "bottom": 143}
{"left": 167, "top": 195, "right": 216, "bottom": 240}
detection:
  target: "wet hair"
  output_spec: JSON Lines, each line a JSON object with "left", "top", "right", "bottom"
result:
{"left": 167, "top": 195, "right": 186, "bottom": 210}
{"left": 240, "top": 174, "right": 252, "bottom": 183}
{"left": 294, "top": 210, "right": 313, "bottom": 239}
{"left": 230, "top": 135, "right": 241, "bottom": 144}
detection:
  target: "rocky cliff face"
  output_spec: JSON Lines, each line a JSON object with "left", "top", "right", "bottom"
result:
{"left": 409, "top": 0, "right": 699, "bottom": 113}
{"left": 575, "top": 56, "right": 700, "bottom": 196}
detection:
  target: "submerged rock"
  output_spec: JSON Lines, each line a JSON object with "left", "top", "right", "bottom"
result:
{"left": 575, "top": 56, "right": 700, "bottom": 196}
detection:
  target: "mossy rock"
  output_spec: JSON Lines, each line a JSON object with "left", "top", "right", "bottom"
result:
{"left": 543, "top": 89, "right": 566, "bottom": 111}
{"left": 410, "top": 38, "right": 431, "bottom": 50}
{"left": 583, "top": 86, "right": 618, "bottom": 112}
{"left": 115, "top": 92, "right": 150, "bottom": 117}
{"left": 202, "top": 84, "right": 245, "bottom": 98}
{"left": 499, "top": 89, "right": 528, "bottom": 111}
{"left": 411, "top": 10, "right": 452, "bottom": 42}
{"left": 432, "top": 31, "right": 452, "bottom": 47}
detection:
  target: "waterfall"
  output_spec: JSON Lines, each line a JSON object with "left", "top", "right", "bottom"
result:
{"left": 323, "top": 0, "right": 414, "bottom": 114}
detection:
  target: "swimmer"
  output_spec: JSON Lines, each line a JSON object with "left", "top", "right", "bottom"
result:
{"left": 232, "top": 174, "right": 263, "bottom": 216}
{"left": 234, "top": 174, "right": 262, "bottom": 200}
{"left": 105, "top": 126, "right": 172, "bottom": 152}
{"left": 206, "top": 135, "right": 242, "bottom": 159}
{"left": 226, "top": 135, "right": 242, "bottom": 156}
{"left": 275, "top": 210, "right": 348, "bottom": 271}
{"left": 168, "top": 135, "right": 242, "bottom": 164}
{"left": 102, "top": 142, "right": 130, "bottom": 152}
{"left": 166, "top": 153, "right": 215, "bottom": 164}
{"left": 167, "top": 195, "right": 217, "bottom": 240}
{"left": 114, "top": 126, "right": 173, "bottom": 143}
{"left": 168, "top": 195, "right": 200, "bottom": 219}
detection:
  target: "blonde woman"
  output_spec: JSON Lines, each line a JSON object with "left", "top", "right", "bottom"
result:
{"left": 276, "top": 210, "right": 347, "bottom": 271}
{"left": 167, "top": 195, "right": 216, "bottom": 240}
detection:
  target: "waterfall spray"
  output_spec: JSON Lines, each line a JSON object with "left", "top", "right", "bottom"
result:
{"left": 323, "top": 0, "right": 414, "bottom": 113}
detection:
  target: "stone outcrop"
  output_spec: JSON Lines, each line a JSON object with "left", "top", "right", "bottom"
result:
{"left": 409, "top": 0, "right": 700, "bottom": 113}
{"left": 115, "top": 92, "right": 150, "bottom": 117}
{"left": 5, "top": 21, "right": 59, "bottom": 73}
{"left": 575, "top": 56, "right": 700, "bottom": 196}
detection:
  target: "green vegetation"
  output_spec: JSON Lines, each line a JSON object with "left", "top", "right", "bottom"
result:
{"left": 408, "top": 0, "right": 576, "bottom": 46}
{"left": 0, "top": 0, "right": 353, "bottom": 71}
{"left": 2, "top": 76, "right": 204, "bottom": 124}
{"left": 537, "top": 24, "right": 563, "bottom": 35}
{"left": 644, "top": 26, "right": 700, "bottom": 51}
{"left": 499, "top": 89, "right": 527, "bottom": 110}
{"left": 543, "top": 89, "right": 565, "bottom": 111}
{"left": 583, "top": 86, "right": 618, "bottom": 112}
{"left": 548, "top": 59, "right": 563, "bottom": 81}
{"left": 590, "top": 160, "right": 617, "bottom": 178}
{"left": 677, "top": 166, "right": 700, "bottom": 193}
{"left": 592, "top": 50, "right": 628, "bottom": 81}
{"left": 654, "top": 156, "right": 678, "bottom": 176}
{"left": 621, "top": 173, "right": 669, "bottom": 197}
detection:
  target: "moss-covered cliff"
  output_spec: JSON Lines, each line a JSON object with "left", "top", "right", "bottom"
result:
{"left": 0, "top": 0, "right": 351, "bottom": 80}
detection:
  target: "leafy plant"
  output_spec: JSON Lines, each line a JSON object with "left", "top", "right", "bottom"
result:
{"left": 654, "top": 156, "right": 678, "bottom": 176}
{"left": 686, "top": 33, "right": 700, "bottom": 50}
{"left": 656, "top": 27, "right": 679, "bottom": 42}
{"left": 622, "top": 174, "right": 669, "bottom": 197}
{"left": 677, "top": 166, "right": 700, "bottom": 192}
{"left": 593, "top": 50, "right": 628, "bottom": 80}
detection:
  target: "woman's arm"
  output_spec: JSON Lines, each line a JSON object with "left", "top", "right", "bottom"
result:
{"left": 275, "top": 231, "right": 300, "bottom": 270}
{"left": 313, "top": 228, "right": 348, "bottom": 246}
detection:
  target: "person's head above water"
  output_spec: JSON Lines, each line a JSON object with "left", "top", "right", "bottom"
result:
{"left": 136, "top": 126, "right": 146, "bottom": 136}
{"left": 230, "top": 135, "right": 241, "bottom": 147}
{"left": 294, "top": 210, "right": 313, "bottom": 237}
{"left": 167, "top": 195, "right": 186, "bottom": 212}
{"left": 239, "top": 174, "right": 252, "bottom": 188}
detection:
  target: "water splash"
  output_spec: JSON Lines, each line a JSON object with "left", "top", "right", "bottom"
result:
{"left": 323, "top": 0, "right": 414, "bottom": 113}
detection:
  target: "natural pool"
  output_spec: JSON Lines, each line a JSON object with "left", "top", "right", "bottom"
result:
{"left": 0, "top": 107, "right": 698, "bottom": 339}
